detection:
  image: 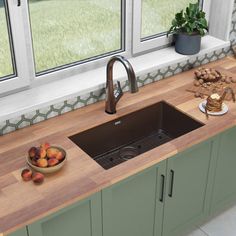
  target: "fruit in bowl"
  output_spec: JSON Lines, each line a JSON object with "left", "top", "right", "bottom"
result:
{"left": 27, "top": 143, "right": 66, "bottom": 174}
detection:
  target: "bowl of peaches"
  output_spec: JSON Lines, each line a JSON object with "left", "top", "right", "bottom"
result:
{"left": 27, "top": 143, "right": 66, "bottom": 174}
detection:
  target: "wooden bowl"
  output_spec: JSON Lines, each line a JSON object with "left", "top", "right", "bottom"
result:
{"left": 27, "top": 146, "right": 67, "bottom": 174}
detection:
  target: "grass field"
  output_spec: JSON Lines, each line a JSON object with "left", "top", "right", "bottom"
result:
{"left": 142, "top": 0, "right": 197, "bottom": 38}
{"left": 29, "top": 0, "right": 121, "bottom": 73}
{"left": 0, "top": 0, "right": 197, "bottom": 77}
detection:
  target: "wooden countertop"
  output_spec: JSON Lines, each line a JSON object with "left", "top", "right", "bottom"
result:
{"left": 1, "top": 57, "right": 236, "bottom": 235}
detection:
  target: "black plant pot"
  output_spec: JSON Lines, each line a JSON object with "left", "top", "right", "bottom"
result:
{"left": 174, "top": 33, "right": 201, "bottom": 55}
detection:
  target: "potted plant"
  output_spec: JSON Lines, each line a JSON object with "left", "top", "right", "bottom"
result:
{"left": 167, "top": 3, "right": 208, "bottom": 55}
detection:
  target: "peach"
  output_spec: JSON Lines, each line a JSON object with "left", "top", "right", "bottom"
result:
{"left": 39, "top": 148, "right": 47, "bottom": 159}
{"left": 48, "top": 158, "right": 59, "bottom": 167}
{"left": 21, "top": 169, "right": 33, "bottom": 181}
{"left": 31, "top": 156, "right": 39, "bottom": 166}
{"left": 40, "top": 142, "right": 50, "bottom": 150}
{"left": 55, "top": 151, "right": 65, "bottom": 161}
{"left": 46, "top": 148, "right": 59, "bottom": 158}
{"left": 28, "top": 147, "right": 39, "bottom": 159}
{"left": 32, "top": 172, "right": 44, "bottom": 184}
{"left": 37, "top": 158, "right": 48, "bottom": 168}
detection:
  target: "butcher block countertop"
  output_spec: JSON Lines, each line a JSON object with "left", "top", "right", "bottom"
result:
{"left": 1, "top": 56, "right": 236, "bottom": 235}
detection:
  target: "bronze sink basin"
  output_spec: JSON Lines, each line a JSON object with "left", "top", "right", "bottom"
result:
{"left": 69, "top": 101, "right": 203, "bottom": 169}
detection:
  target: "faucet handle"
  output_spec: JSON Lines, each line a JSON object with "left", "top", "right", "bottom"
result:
{"left": 114, "top": 81, "right": 123, "bottom": 103}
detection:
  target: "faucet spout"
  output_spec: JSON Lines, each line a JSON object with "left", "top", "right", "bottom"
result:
{"left": 105, "top": 56, "right": 138, "bottom": 114}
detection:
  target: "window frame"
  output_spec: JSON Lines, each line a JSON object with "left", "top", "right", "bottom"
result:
{"left": 132, "top": 0, "right": 210, "bottom": 55}
{"left": 0, "top": 0, "right": 16, "bottom": 82}
{"left": 0, "top": 0, "right": 234, "bottom": 97}
{"left": 0, "top": 0, "right": 30, "bottom": 95}
{"left": 27, "top": 0, "right": 131, "bottom": 87}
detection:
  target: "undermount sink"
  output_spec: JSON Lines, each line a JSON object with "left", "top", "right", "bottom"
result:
{"left": 69, "top": 101, "right": 204, "bottom": 169}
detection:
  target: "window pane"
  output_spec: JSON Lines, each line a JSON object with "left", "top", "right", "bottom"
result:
{"left": 141, "top": 0, "right": 199, "bottom": 39}
{"left": 0, "top": 0, "right": 15, "bottom": 79}
{"left": 29, "top": 0, "right": 123, "bottom": 74}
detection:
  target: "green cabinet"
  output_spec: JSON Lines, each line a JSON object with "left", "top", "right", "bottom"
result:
{"left": 18, "top": 126, "right": 236, "bottom": 236}
{"left": 102, "top": 139, "right": 215, "bottom": 236}
{"left": 102, "top": 161, "right": 166, "bottom": 236}
{"left": 162, "top": 140, "right": 213, "bottom": 236}
{"left": 8, "top": 228, "right": 28, "bottom": 236}
{"left": 210, "top": 126, "right": 236, "bottom": 214}
{"left": 28, "top": 192, "right": 102, "bottom": 236}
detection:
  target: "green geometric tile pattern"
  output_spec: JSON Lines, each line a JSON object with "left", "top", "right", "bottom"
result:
{"left": 0, "top": 3, "right": 235, "bottom": 136}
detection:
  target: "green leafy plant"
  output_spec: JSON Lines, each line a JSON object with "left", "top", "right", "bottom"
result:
{"left": 167, "top": 3, "right": 208, "bottom": 37}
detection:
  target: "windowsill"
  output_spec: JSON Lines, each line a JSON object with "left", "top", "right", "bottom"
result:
{"left": 0, "top": 36, "right": 230, "bottom": 122}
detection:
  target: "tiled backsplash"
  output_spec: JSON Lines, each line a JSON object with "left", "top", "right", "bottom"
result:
{"left": 1, "top": 4, "right": 236, "bottom": 136}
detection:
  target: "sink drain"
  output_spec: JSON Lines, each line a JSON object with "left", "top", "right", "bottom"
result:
{"left": 119, "top": 146, "right": 139, "bottom": 161}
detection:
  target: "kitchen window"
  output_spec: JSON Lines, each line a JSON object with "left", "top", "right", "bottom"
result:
{"left": 141, "top": 0, "right": 201, "bottom": 40}
{"left": 0, "top": 0, "right": 30, "bottom": 95}
{"left": 0, "top": 0, "right": 15, "bottom": 80}
{"left": 0, "top": 0, "right": 233, "bottom": 96}
{"left": 133, "top": 0, "right": 207, "bottom": 54}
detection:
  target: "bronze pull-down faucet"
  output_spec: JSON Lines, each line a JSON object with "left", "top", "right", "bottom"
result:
{"left": 105, "top": 56, "right": 138, "bottom": 114}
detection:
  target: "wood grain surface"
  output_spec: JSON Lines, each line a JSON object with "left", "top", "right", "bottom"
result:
{"left": 1, "top": 56, "right": 236, "bottom": 235}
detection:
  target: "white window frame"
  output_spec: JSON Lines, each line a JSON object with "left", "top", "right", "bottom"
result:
{"left": 25, "top": 0, "right": 132, "bottom": 87}
{"left": 1, "top": 0, "right": 131, "bottom": 91}
{"left": 208, "top": 0, "right": 235, "bottom": 41}
{"left": 132, "top": 0, "right": 210, "bottom": 55}
{"left": 0, "top": 0, "right": 30, "bottom": 95}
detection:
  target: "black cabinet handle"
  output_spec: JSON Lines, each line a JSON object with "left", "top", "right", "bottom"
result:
{"left": 168, "top": 170, "right": 175, "bottom": 197}
{"left": 17, "top": 0, "right": 21, "bottom": 6}
{"left": 159, "top": 174, "right": 165, "bottom": 202}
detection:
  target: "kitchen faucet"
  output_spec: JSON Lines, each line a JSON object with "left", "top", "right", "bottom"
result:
{"left": 105, "top": 55, "right": 138, "bottom": 114}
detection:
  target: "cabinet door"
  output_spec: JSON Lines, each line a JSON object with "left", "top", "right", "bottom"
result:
{"left": 8, "top": 228, "right": 28, "bottom": 236}
{"left": 210, "top": 126, "right": 236, "bottom": 214}
{"left": 28, "top": 192, "right": 102, "bottom": 236}
{"left": 102, "top": 162, "right": 166, "bottom": 236}
{"left": 162, "top": 140, "right": 213, "bottom": 236}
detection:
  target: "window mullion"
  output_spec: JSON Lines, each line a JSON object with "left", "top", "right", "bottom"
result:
{"left": 20, "top": 0, "right": 36, "bottom": 84}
